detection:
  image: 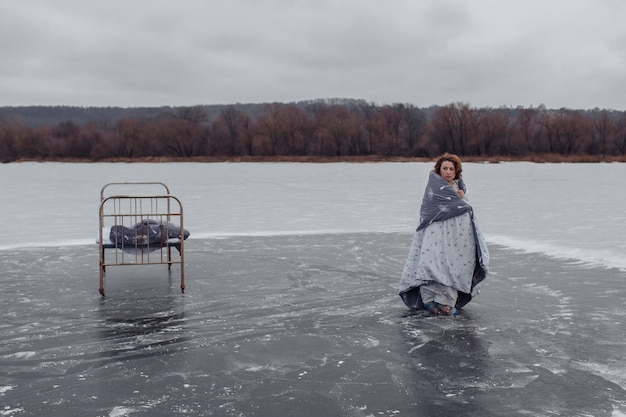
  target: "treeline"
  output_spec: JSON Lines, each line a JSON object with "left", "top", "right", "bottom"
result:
{"left": 1, "top": 99, "right": 626, "bottom": 162}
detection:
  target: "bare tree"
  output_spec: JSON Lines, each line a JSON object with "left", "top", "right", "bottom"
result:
{"left": 430, "top": 103, "right": 480, "bottom": 155}
{"left": 401, "top": 104, "right": 427, "bottom": 156}
{"left": 114, "top": 118, "right": 143, "bottom": 158}
{"left": 513, "top": 106, "right": 542, "bottom": 154}
{"left": 315, "top": 105, "right": 360, "bottom": 156}
{"left": 591, "top": 110, "right": 616, "bottom": 157}
{"left": 613, "top": 112, "right": 626, "bottom": 155}
{"left": 478, "top": 108, "right": 511, "bottom": 155}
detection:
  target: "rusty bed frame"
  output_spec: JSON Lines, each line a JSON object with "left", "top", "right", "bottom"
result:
{"left": 98, "top": 182, "right": 186, "bottom": 296}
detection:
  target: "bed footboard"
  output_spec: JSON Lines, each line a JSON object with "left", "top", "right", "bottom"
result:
{"left": 98, "top": 182, "right": 186, "bottom": 296}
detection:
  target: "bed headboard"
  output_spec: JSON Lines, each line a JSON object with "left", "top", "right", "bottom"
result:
{"left": 98, "top": 182, "right": 186, "bottom": 296}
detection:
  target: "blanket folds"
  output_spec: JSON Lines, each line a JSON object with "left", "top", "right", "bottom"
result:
{"left": 109, "top": 219, "right": 190, "bottom": 248}
{"left": 416, "top": 171, "right": 470, "bottom": 231}
{"left": 399, "top": 170, "right": 489, "bottom": 310}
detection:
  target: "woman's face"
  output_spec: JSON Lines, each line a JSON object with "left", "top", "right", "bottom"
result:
{"left": 440, "top": 160, "right": 456, "bottom": 182}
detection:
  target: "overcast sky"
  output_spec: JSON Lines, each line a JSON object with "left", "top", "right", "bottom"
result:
{"left": 1, "top": 0, "right": 625, "bottom": 109}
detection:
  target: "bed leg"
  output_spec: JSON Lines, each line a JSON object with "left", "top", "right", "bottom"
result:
{"left": 180, "top": 262, "right": 185, "bottom": 293}
{"left": 101, "top": 245, "right": 106, "bottom": 272}
{"left": 99, "top": 258, "right": 105, "bottom": 296}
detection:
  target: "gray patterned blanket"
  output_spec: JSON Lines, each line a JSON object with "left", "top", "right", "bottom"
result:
{"left": 416, "top": 171, "right": 470, "bottom": 231}
{"left": 399, "top": 170, "right": 489, "bottom": 309}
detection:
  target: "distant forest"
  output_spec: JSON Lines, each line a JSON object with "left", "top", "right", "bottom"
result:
{"left": 1, "top": 98, "right": 626, "bottom": 162}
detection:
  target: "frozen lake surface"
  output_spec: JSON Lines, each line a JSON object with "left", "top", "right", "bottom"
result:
{"left": 1, "top": 161, "right": 626, "bottom": 271}
{"left": 1, "top": 162, "right": 625, "bottom": 416}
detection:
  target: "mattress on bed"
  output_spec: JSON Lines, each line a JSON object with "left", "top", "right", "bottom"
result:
{"left": 97, "top": 219, "right": 189, "bottom": 248}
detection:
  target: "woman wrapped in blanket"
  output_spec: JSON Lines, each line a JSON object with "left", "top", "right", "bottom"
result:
{"left": 399, "top": 153, "right": 489, "bottom": 316}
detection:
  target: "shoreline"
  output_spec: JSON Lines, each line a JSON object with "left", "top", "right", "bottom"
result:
{"left": 7, "top": 154, "right": 626, "bottom": 164}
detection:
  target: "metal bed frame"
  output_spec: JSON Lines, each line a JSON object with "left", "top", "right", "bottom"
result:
{"left": 98, "top": 182, "right": 186, "bottom": 296}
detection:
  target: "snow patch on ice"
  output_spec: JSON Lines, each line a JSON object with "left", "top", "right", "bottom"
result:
{"left": 109, "top": 406, "right": 136, "bottom": 417}
{"left": 5, "top": 351, "right": 36, "bottom": 359}
{"left": 1, "top": 406, "right": 24, "bottom": 416}
{"left": 362, "top": 336, "right": 380, "bottom": 348}
{"left": 0, "top": 386, "right": 15, "bottom": 395}
{"left": 487, "top": 234, "right": 626, "bottom": 271}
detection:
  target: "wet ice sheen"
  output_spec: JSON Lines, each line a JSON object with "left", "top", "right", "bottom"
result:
{"left": 0, "top": 163, "right": 625, "bottom": 416}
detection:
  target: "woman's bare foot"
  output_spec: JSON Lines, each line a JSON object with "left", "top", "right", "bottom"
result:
{"left": 440, "top": 305, "right": 458, "bottom": 316}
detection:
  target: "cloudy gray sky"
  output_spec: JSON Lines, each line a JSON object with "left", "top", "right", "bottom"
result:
{"left": 1, "top": 0, "right": 625, "bottom": 109}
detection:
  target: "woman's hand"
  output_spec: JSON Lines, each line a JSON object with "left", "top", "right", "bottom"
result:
{"left": 457, "top": 189, "right": 465, "bottom": 198}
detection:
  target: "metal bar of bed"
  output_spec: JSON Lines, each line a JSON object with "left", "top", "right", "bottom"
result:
{"left": 98, "top": 182, "right": 185, "bottom": 296}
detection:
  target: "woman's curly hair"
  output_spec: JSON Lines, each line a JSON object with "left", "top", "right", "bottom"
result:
{"left": 434, "top": 153, "right": 463, "bottom": 179}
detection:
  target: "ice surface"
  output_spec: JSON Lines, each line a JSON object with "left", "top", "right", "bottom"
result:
{"left": 1, "top": 162, "right": 626, "bottom": 271}
{"left": 1, "top": 233, "right": 625, "bottom": 416}
{"left": 1, "top": 162, "right": 625, "bottom": 415}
